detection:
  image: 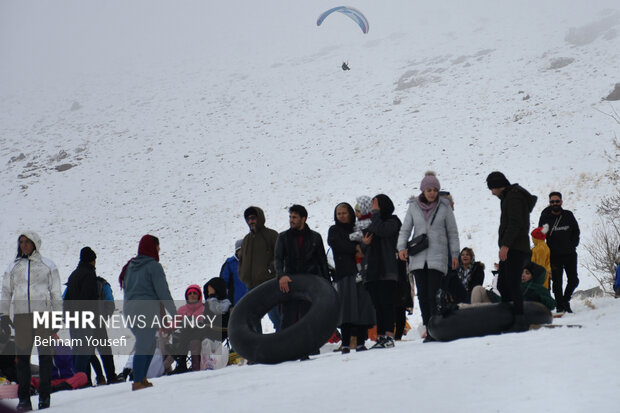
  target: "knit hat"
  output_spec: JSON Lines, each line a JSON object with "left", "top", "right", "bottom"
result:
{"left": 355, "top": 196, "right": 372, "bottom": 215}
{"left": 185, "top": 284, "right": 203, "bottom": 301}
{"left": 80, "top": 246, "right": 97, "bottom": 263}
{"left": 531, "top": 224, "right": 549, "bottom": 240}
{"left": 486, "top": 171, "right": 510, "bottom": 189}
{"left": 420, "top": 171, "right": 441, "bottom": 192}
{"left": 235, "top": 239, "right": 242, "bottom": 251}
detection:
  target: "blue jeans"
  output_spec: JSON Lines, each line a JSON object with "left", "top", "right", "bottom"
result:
{"left": 130, "top": 327, "right": 157, "bottom": 382}
{"left": 267, "top": 306, "right": 282, "bottom": 332}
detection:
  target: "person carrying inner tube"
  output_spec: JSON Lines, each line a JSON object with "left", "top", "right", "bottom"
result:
{"left": 275, "top": 204, "right": 330, "bottom": 359}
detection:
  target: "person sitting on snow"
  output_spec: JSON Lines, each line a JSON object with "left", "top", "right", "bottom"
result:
{"left": 470, "top": 262, "right": 554, "bottom": 311}
{"left": 169, "top": 285, "right": 205, "bottom": 374}
{"left": 520, "top": 262, "right": 556, "bottom": 310}
{"left": 203, "top": 278, "right": 232, "bottom": 342}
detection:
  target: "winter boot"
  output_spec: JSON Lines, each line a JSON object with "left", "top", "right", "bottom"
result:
{"left": 564, "top": 300, "right": 573, "bottom": 313}
{"left": 117, "top": 367, "right": 131, "bottom": 382}
{"left": 131, "top": 378, "right": 153, "bottom": 391}
{"left": 171, "top": 355, "right": 188, "bottom": 374}
{"left": 16, "top": 399, "right": 32, "bottom": 412}
{"left": 38, "top": 396, "right": 50, "bottom": 410}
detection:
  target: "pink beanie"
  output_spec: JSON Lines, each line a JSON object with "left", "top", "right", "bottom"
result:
{"left": 420, "top": 171, "right": 441, "bottom": 192}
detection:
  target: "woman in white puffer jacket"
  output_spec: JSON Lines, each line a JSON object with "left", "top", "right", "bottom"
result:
{"left": 1, "top": 231, "right": 62, "bottom": 315}
{"left": 397, "top": 172, "right": 460, "bottom": 342}
{"left": 1, "top": 231, "right": 62, "bottom": 410}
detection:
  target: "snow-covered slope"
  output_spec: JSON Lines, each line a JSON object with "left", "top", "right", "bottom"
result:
{"left": 1, "top": 1, "right": 619, "bottom": 297}
{"left": 1, "top": 0, "right": 619, "bottom": 411}
{"left": 8, "top": 295, "right": 620, "bottom": 413}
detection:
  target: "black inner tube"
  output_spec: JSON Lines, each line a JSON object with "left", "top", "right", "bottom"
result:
{"left": 229, "top": 276, "right": 339, "bottom": 364}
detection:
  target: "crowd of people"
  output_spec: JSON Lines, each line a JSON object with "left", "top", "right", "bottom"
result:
{"left": 1, "top": 170, "right": 588, "bottom": 410}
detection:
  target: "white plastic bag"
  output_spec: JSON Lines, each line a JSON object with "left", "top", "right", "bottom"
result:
{"left": 147, "top": 347, "right": 165, "bottom": 378}
{"left": 200, "top": 338, "right": 229, "bottom": 370}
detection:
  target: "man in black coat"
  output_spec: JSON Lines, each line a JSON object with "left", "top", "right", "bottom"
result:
{"left": 275, "top": 204, "right": 329, "bottom": 333}
{"left": 487, "top": 172, "right": 537, "bottom": 330}
{"left": 538, "top": 191, "right": 580, "bottom": 312}
{"left": 63, "top": 247, "right": 99, "bottom": 383}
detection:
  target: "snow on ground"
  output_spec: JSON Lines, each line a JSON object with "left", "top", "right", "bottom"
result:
{"left": 0, "top": 0, "right": 619, "bottom": 411}
{"left": 3, "top": 296, "right": 617, "bottom": 413}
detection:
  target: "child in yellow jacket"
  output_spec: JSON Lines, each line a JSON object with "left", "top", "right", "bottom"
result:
{"left": 531, "top": 224, "right": 551, "bottom": 289}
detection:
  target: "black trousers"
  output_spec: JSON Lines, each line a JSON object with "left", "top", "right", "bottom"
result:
{"left": 413, "top": 266, "right": 443, "bottom": 327}
{"left": 394, "top": 306, "right": 407, "bottom": 340}
{"left": 498, "top": 249, "right": 530, "bottom": 315}
{"left": 550, "top": 252, "right": 579, "bottom": 305}
{"left": 280, "top": 300, "right": 311, "bottom": 330}
{"left": 14, "top": 314, "right": 53, "bottom": 401}
{"left": 365, "top": 281, "right": 396, "bottom": 336}
{"left": 92, "top": 327, "right": 117, "bottom": 381}
{"left": 340, "top": 324, "right": 368, "bottom": 347}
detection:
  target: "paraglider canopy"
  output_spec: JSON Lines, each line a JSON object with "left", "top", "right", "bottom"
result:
{"left": 316, "top": 6, "right": 369, "bottom": 34}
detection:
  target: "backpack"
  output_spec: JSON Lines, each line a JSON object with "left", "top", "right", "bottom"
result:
{"left": 96, "top": 277, "right": 115, "bottom": 318}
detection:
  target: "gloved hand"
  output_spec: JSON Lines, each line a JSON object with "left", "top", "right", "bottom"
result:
{"left": 0, "top": 315, "right": 12, "bottom": 337}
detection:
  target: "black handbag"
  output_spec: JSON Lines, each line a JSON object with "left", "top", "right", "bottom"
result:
{"left": 407, "top": 233, "right": 428, "bottom": 256}
{"left": 406, "top": 203, "right": 441, "bottom": 257}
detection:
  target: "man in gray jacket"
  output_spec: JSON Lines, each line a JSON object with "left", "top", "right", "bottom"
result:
{"left": 1, "top": 231, "right": 62, "bottom": 411}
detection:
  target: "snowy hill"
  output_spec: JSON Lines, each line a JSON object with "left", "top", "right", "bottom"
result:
{"left": 1, "top": 0, "right": 619, "bottom": 410}
{"left": 1, "top": 1, "right": 619, "bottom": 297}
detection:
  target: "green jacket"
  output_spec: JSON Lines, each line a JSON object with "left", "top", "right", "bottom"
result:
{"left": 239, "top": 207, "right": 279, "bottom": 288}
{"left": 521, "top": 262, "right": 556, "bottom": 310}
{"left": 498, "top": 184, "right": 538, "bottom": 254}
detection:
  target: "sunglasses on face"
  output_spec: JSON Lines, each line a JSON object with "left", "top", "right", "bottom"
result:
{"left": 187, "top": 291, "right": 199, "bottom": 295}
{"left": 549, "top": 200, "right": 561, "bottom": 204}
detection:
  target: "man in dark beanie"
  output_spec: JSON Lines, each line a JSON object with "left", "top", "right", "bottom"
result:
{"left": 486, "top": 171, "right": 511, "bottom": 190}
{"left": 80, "top": 247, "right": 97, "bottom": 263}
{"left": 64, "top": 247, "right": 99, "bottom": 384}
{"left": 486, "top": 172, "right": 538, "bottom": 331}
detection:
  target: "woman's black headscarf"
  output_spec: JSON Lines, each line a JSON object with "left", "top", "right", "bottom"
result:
{"left": 373, "top": 194, "right": 395, "bottom": 220}
{"left": 333, "top": 202, "right": 356, "bottom": 233}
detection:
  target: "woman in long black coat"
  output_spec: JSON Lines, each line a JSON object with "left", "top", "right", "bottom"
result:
{"left": 328, "top": 203, "right": 375, "bottom": 353}
{"left": 360, "top": 194, "right": 401, "bottom": 349}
